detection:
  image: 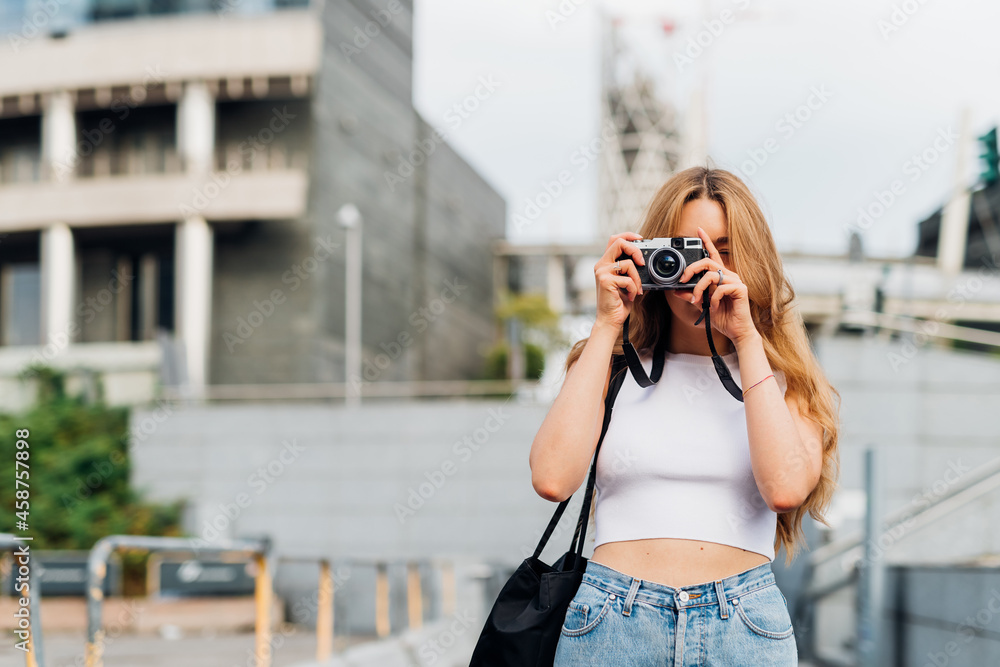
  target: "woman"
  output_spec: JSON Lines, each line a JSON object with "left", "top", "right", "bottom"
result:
{"left": 529, "top": 167, "right": 840, "bottom": 665}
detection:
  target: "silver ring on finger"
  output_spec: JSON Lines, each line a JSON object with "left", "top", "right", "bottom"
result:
{"left": 614, "top": 261, "right": 621, "bottom": 274}
{"left": 717, "top": 268, "right": 724, "bottom": 286}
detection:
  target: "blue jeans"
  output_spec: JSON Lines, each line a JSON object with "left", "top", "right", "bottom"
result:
{"left": 553, "top": 559, "right": 798, "bottom": 666}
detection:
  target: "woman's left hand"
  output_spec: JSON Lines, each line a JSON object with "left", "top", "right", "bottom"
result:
{"left": 677, "top": 226, "right": 759, "bottom": 345}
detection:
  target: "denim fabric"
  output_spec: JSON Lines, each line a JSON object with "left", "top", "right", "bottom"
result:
{"left": 553, "top": 559, "right": 797, "bottom": 666}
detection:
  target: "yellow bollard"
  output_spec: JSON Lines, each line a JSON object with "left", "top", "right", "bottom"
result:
{"left": 375, "top": 563, "right": 390, "bottom": 638}
{"left": 254, "top": 554, "right": 272, "bottom": 667}
{"left": 84, "top": 629, "right": 105, "bottom": 667}
{"left": 406, "top": 562, "right": 423, "bottom": 630}
{"left": 316, "top": 560, "right": 333, "bottom": 661}
{"left": 441, "top": 561, "right": 456, "bottom": 617}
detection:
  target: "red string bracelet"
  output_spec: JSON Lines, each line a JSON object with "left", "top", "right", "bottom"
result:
{"left": 742, "top": 373, "right": 774, "bottom": 398}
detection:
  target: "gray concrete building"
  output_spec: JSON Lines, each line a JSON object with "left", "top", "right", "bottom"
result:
{"left": 0, "top": 0, "right": 505, "bottom": 407}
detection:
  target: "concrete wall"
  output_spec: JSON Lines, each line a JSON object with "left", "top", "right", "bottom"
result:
{"left": 129, "top": 335, "right": 1000, "bottom": 638}
{"left": 306, "top": 0, "right": 505, "bottom": 385}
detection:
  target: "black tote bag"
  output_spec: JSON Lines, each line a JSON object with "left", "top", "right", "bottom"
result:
{"left": 469, "top": 350, "right": 659, "bottom": 666}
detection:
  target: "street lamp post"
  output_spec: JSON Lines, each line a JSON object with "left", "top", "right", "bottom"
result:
{"left": 337, "top": 204, "right": 362, "bottom": 407}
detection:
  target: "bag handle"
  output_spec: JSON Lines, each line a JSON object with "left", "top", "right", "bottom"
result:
{"left": 530, "top": 352, "right": 635, "bottom": 560}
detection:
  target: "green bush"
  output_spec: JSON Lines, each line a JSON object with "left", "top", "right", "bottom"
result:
{"left": 482, "top": 342, "right": 546, "bottom": 380}
{"left": 0, "top": 367, "right": 183, "bottom": 592}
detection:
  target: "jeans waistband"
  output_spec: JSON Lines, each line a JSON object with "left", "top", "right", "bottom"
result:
{"left": 582, "top": 559, "right": 776, "bottom": 614}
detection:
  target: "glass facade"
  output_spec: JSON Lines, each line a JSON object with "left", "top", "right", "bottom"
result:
{"left": 0, "top": 0, "right": 308, "bottom": 35}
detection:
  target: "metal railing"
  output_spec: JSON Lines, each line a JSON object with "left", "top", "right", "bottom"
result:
{"left": 161, "top": 378, "right": 538, "bottom": 402}
{"left": 795, "top": 452, "right": 1000, "bottom": 664}
{"left": 84, "top": 535, "right": 272, "bottom": 667}
{"left": 275, "top": 555, "right": 458, "bottom": 661}
{"left": 1, "top": 533, "right": 44, "bottom": 667}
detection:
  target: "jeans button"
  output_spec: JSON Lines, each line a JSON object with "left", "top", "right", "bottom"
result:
{"left": 678, "top": 591, "right": 689, "bottom": 602}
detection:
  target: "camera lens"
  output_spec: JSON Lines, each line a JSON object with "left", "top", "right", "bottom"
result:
{"left": 649, "top": 248, "right": 684, "bottom": 284}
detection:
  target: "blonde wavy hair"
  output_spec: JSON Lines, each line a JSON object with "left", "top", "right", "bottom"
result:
{"left": 566, "top": 166, "right": 841, "bottom": 565}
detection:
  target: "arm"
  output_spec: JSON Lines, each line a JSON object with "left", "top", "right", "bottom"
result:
{"left": 735, "top": 332, "right": 824, "bottom": 513}
{"left": 680, "top": 225, "right": 823, "bottom": 513}
{"left": 529, "top": 231, "right": 647, "bottom": 503}
{"left": 528, "top": 322, "right": 615, "bottom": 502}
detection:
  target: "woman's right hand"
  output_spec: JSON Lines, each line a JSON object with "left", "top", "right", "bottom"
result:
{"left": 594, "top": 231, "right": 645, "bottom": 330}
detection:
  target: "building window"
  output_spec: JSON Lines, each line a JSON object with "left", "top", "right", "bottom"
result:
{"left": 0, "top": 263, "right": 41, "bottom": 346}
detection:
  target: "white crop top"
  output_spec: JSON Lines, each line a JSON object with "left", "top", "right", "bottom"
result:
{"left": 593, "top": 348, "right": 788, "bottom": 561}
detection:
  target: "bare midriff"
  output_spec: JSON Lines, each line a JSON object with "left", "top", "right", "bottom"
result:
{"left": 591, "top": 538, "right": 770, "bottom": 588}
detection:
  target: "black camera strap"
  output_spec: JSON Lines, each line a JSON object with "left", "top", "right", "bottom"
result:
{"left": 621, "top": 290, "right": 744, "bottom": 402}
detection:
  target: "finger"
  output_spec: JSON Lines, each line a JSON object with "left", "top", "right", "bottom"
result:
{"left": 690, "top": 268, "right": 720, "bottom": 304}
{"left": 603, "top": 237, "right": 645, "bottom": 268}
{"left": 710, "top": 283, "right": 744, "bottom": 310}
{"left": 606, "top": 258, "right": 643, "bottom": 294}
{"left": 605, "top": 231, "right": 643, "bottom": 252}
{"left": 697, "top": 226, "right": 725, "bottom": 265}
{"left": 678, "top": 257, "right": 721, "bottom": 284}
{"left": 608, "top": 273, "right": 639, "bottom": 301}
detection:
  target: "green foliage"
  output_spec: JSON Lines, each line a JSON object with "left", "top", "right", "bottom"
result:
{"left": 494, "top": 291, "right": 568, "bottom": 350}
{"left": 0, "top": 367, "right": 183, "bottom": 551}
{"left": 482, "top": 341, "right": 546, "bottom": 381}
{"left": 484, "top": 290, "right": 567, "bottom": 382}
{"left": 525, "top": 342, "right": 545, "bottom": 380}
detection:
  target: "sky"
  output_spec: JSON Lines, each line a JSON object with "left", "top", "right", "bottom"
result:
{"left": 412, "top": 0, "right": 1000, "bottom": 259}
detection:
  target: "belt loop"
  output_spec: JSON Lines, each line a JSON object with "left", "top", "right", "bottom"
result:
{"left": 622, "top": 577, "right": 641, "bottom": 616}
{"left": 714, "top": 579, "right": 728, "bottom": 619}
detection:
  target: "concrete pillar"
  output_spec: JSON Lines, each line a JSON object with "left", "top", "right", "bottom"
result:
{"left": 547, "top": 254, "right": 566, "bottom": 314}
{"left": 938, "top": 108, "right": 972, "bottom": 276}
{"left": 42, "top": 90, "right": 76, "bottom": 183}
{"left": 177, "top": 81, "right": 215, "bottom": 175}
{"left": 175, "top": 217, "right": 214, "bottom": 397}
{"left": 40, "top": 222, "right": 75, "bottom": 348}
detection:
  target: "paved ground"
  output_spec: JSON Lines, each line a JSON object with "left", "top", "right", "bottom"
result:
{"left": 0, "top": 633, "right": 824, "bottom": 667}
{"left": 0, "top": 629, "right": 370, "bottom": 667}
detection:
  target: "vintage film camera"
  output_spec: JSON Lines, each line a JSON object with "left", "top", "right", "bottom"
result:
{"left": 617, "top": 237, "right": 708, "bottom": 291}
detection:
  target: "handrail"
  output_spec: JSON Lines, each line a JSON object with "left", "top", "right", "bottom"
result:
{"left": 839, "top": 310, "right": 1000, "bottom": 348}
{"left": 797, "top": 454, "right": 1000, "bottom": 663}
{"left": 84, "top": 535, "right": 271, "bottom": 667}
{"left": 160, "top": 378, "right": 537, "bottom": 401}
{"left": 808, "top": 455, "right": 1000, "bottom": 570}
{"left": 0, "top": 534, "right": 43, "bottom": 667}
